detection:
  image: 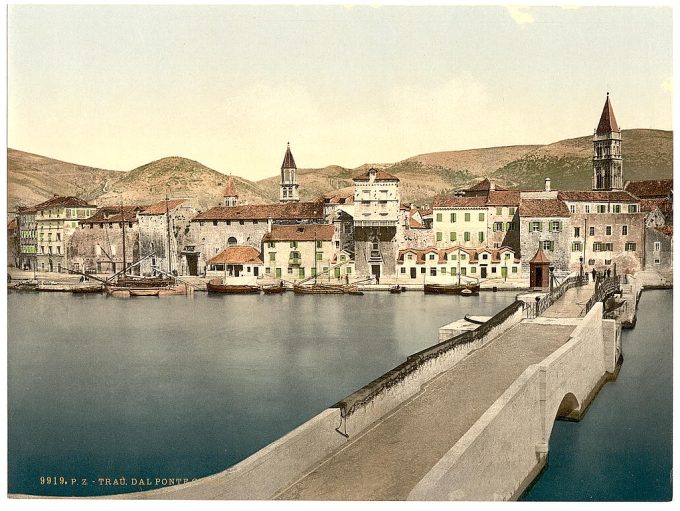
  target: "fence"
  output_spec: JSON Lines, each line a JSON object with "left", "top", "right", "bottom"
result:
{"left": 584, "top": 275, "right": 622, "bottom": 316}
{"left": 523, "top": 274, "right": 589, "bottom": 319}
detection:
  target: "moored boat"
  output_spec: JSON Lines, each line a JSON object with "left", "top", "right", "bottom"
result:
{"left": 389, "top": 286, "right": 405, "bottom": 294}
{"left": 423, "top": 283, "right": 480, "bottom": 295}
{"left": 262, "top": 284, "right": 287, "bottom": 294}
{"left": 72, "top": 285, "right": 104, "bottom": 294}
{"left": 129, "top": 289, "right": 160, "bottom": 297}
{"left": 207, "top": 279, "right": 260, "bottom": 294}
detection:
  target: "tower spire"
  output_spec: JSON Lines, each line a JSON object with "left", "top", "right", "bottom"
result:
{"left": 279, "top": 142, "right": 299, "bottom": 203}
{"left": 592, "top": 93, "right": 623, "bottom": 191}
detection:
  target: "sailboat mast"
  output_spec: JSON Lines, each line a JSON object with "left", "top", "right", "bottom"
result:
{"left": 458, "top": 247, "right": 461, "bottom": 285}
{"left": 165, "top": 194, "right": 172, "bottom": 274}
{"left": 313, "top": 232, "right": 317, "bottom": 284}
{"left": 120, "top": 203, "right": 126, "bottom": 275}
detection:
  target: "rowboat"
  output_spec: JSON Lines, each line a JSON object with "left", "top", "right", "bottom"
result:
{"left": 207, "top": 279, "right": 260, "bottom": 294}
{"left": 423, "top": 283, "right": 480, "bottom": 295}
{"left": 71, "top": 285, "right": 104, "bottom": 294}
{"left": 389, "top": 286, "right": 405, "bottom": 294}
{"left": 262, "top": 284, "right": 287, "bottom": 294}
{"left": 129, "top": 289, "right": 160, "bottom": 297}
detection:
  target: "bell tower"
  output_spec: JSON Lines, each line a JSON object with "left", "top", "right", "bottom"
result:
{"left": 279, "top": 142, "right": 299, "bottom": 203}
{"left": 592, "top": 93, "right": 623, "bottom": 191}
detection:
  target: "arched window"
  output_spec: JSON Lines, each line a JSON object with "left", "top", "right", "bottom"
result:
{"left": 228, "top": 237, "right": 237, "bottom": 247}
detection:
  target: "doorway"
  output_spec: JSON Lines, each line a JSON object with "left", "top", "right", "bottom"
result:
{"left": 186, "top": 253, "right": 199, "bottom": 276}
{"left": 410, "top": 267, "right": 417, "bottom": 279}
{"left": 371, "top": 264, "right": 381, "bottom": 282}
{"left": 481, "top": 266, "right": 488, "bottom": 279}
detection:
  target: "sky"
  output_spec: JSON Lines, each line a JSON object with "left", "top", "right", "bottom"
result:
{"left": 7, "top": 4, "right": 673, "bottom": 181}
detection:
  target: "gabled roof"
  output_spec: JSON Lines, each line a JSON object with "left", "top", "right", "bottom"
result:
{"left": 320, "top": 190, "right": 354, "bottom": 205}
{"left": 519, "top": 198, "right": 570, "bottom": 218}
{"left": 193, "top": 202, "right": 323, "bottom": 221}
{"left": 596, "top": 94, "right": 620, "bottom": 135}
{"left": 281, "top": 143, "right": 297, "bottom": 169}
{"left": 529, "top": 247, "right": 551, "bottom": 264}
{"left": 353, "top": 168, "right": 399, "bottom": 182}
{"left": 624, "top": 179, "right": 673, "bottom": 199}
{"left": 82, "top": 205, "right": 146, "bottom": 224}
{"left": 207, "top": 246, "right": 263, "bottom": 265}
{"left": 140, "top": 199, "right": 187, "bottom": 215}
{"left": 486, "top": 190, "right": 521, "bottom": 206}
{"left": 397, "top": 246, "right": 518, "bottom": 264}
{"left": 557, "top": 191, "right": 638, "bottom": 203}
{"left": 640, "top": 198, "right": 673, "bottom": 215}
{"left": 432, "top": 196, "right": 488, "bottom": 208}
{"left": 34, "top": 195, "right": 94, "bottom": 210}
{"left": 224, "top": 176, "right": 238, "bottom": 197}
{"left": 655, "top": 225, "right": 673, "bottom": 238}
{"left": 262, "top": 224, "right": 335, "bottom": 242}
{"left": 465, "top": 178, "right": 507, "bottom": 193}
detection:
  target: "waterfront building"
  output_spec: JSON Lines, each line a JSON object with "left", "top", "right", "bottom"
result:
{"left": 399, "top": 203, "right": 434, "bottom": 250}
{"left": 279, "top": 142, "right": 300, "bottom": 203}
{"left": 431, "top": 195, "right": 488, "bottom": 249}
{"left": 67, "top": 206, "right": 145, "bottom": 275}
{"left": 396, "top": 245, "right": 521, "bottom": 284}
{"left": 353, "top": 168, "right": 400, "bottom": 281}
{"left": 485, "top": 190, "right": 520, "bottom": 252}
{"left": 592, "top": 93, "right": 623, "bottom": 191}
{"left": 223, "top": 176, "right": 239, "bottom": 207}
{"left": 261, "top": 224, "right": 339, "bottom": 281}
{"left": 34, "top": 195, "right": 97, "bottom": 273}
{"left": 189, "top": 201, "right": 324, "bottom": 276}
{"left": 138, "top": 199, "right": 199, "bottom": 277}
{"left": 518, "top": 194, "right": 571, "bottom": 275}
{"left": 8, "top": 218, "right": 19, "bottom": 269}
{"left": 645, "top": 225, "right": 673, "bottom": 273}
{"left": 320, "top": 190, "right": 355, "bottom": 256}
{"left": 205, "top": 245, "right": 263, "bottom": 281}
{"left": 624, "top": 179, "right": 673, "bottom": 227}
{"left": 16, "top": 206, "right": 37, "bottom": 271}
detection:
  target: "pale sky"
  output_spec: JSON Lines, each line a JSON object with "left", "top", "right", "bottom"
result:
{"left": 7, "top": 4, "right": 673, "bottom": 181}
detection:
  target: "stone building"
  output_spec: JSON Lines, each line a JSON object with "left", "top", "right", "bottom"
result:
{"left": 205, "top": 245, "right": 263, "bottom": 281}
{"left": 138, "top": 199, "right": 199, "bottom": 277}
{"left": 16, "top": 206, "right": 37, "bottom": 271}
{"left": 558, "top": 190, "right": 645, "bottom": 275}
{"left": 279, "top": 142, "right": 300, "bottom": 203}
{"left": 353, "top": 168, "right": 400, "bottom": 281}
{"left": 261, "top": 224, "right": 341, "bottom": 282}
{"left": 189, "top": 201, "right": 324, "bottom": 276}
{"left": 592, "top": 93, "right": 623, "bottom": 191}
{"left": 34, "top": 195, "right": 97, "bottom": 273}
{"left": 518, "top": 196, "right": 571, "bottom": 275}
{"left": 399, "top": 204, "right": 434, "bottom": 250}
{"left": 223, "top": 176, "right": 239, "bottom": 207}
{"left": 320, "top": 191, "right": 355, "bottom": 256}
{"left": 486, "top": 190, "right": 520, "bottom": 253}
{"left": 624, "top": 179, "right": 673, "bottom": 227}
{"left": 8, "top": 218, "right": 19, "bottom": 269}
{"left": 67, "top": 206, "right": 145, "bottom": 275}
{"left": 645, "top": 225, "right": 673, "bottom": 273}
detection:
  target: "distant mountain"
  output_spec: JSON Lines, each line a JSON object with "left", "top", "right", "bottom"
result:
{"left": 7, "top": 128, "right": 672, "bottom": 215}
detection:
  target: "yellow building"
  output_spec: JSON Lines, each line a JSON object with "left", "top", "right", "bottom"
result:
{"left": 432, "top": 196, "right": 488, "bottom": 248}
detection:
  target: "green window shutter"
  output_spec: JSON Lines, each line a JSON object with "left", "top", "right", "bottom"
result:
{"left": 275, "top": 268, "right": 282, "bottom": 278}
{"left": 496, "top": 207, "right": 502, "bottom": 215}
{"left": 538, "top": 222, "right": 543, "bottom": 231}
{"left": 479, "top": 212, "right": 484, "bottom": 221}
{"left": 436, "top": 213, "right": 442, "bottom": 222}
{"left": 479, "top": 232, "right": 484, "bottom": 242}
{"left": 465, "top": 213, "right": 470, "bottom": 221}
{"left": 436, "top": 232, "right": 442, "bottom": 241}
{"left": 450, "top": 213, "right": 455, "bottom": 222}
{"left": 558, "top": 221, "right": 562, "bottom": 232}
{"left": 451, "top": 267, "right": 456, "bottom": 276}
{"left": 269, "top": 252, "right": 276, "bottom": 261}
{"left": 316, "top": 253, "right": 323, "bottom": 261}
{"left": 347, "top": 267, "right": 352, "bottom": 274}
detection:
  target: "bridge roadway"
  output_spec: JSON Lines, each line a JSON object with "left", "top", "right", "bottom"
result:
{"left": 275, "top": 292, "right": 586, "bottom": 500}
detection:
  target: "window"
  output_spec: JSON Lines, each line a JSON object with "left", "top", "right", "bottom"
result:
{"left": 460, "top": 254, "right": 467, "bottom": 260}
{"left": 461, "top": 267, "right": 467, "bottom": 276}
{"left": 268, "top": 241, "right": 276, "bottom": 248}
{"left": 512, "top": 267, "right": 518, "bottom": 273}
{"left": 569, "top": 205, "right": 576, "bottom": 213}
{"left": 543, "top": 240, "right": 554, "bottom": 251}
{"left": 605, "top": 226, "right": 612, "bottom": 236}
{"left": 340, "top": 254, "right": 346, "bottom": 262}
{"left": 464, "top": 232, "right": 471, "bottom": 242}
{"left": 496, "top": 207, "right": 502, "bottom": 215}
{"left": 213, "top": 220, "right": 218, "bottom": 226}
{"left": 479, "top": 212, "right": 485, "bottom": 221}
{"left": 505, "top": 253, "right": 511, "bottom": 260}
{"left": 491, "top": 267, "right": 497, "bottom": 273}
{"left": 299, "top": 268, "right": 305, "bottom": 278}
{"left": 436, "top": 213, "right": 442, "bottom": 222}
{"left": 290, "top": 241, "right": 298, "bottom": 248}
{"left": 494, "top": 222, "right": 504, "bottom": 232}
{"left": 481, "top": 253, "right": 488, "bottom": 260}
{"left": 450, "top": 254, "right": 457, "bottom": 261}
{"left": 612, "top": 204, "right": 621, "bottom": 213}
{"left": 508, "top": 207, "right": 516, "bottom": 216}
{"left": 597, "top": 204, "right": 607, "bottom": 213}
{"left": 464, "top": 213, "right": 470, "bottom": 222}
{"left": 478, "top": 232, "right": 484, "bottom": 242}
{"left": 589, "top": 227, "right": 595, "bottom": 236}
{"left": 421, "top": 267, "right": 426, "bottom": 274}
{"left": 228, "top": 237, "right": 237, "bottom": 247}
{"left": 451, "top": 267, "right": 457, "bottom": 276}
{"left": 436, "top": 232, "right": 442, "bottom": 242}
{"left": 470, "top": 267, "right": 477, "bottom": 274}
{"left": 239, "top": 220, "right": 244, "bottom": 225}
{"left": 625, "top": 242, "right": 637, "bottom": 251}
{"left": 571, "top": 241, "right": 582, "bottom": 252}
{"left": 574, "top": 227, "right": 580, "bottom": 237}
{"left": 346, "top": 267, "right": 351, "bottom": 274}
{"left": 269, "top": 252, "right": 276, "bottom": 261}
{"left": 550, "top": 221, "right": 561, "bottom": 232}
{"left": 288, "top": 267, "right": 293, "bottom": 274}
{"left": 407, "top": 254, "right": 413, "bottom": 260}
{"left": 430, "top": 268, "right": 436, "bottom": 276}
{"left": 588, "top": 259, "right": 595, "bottom": 265}
{"left": 531, "top": 221, "right": 541, "bottom": 232}
{"left": 428, "top": 254, "right": 436, "bottom": 261}
{"left": 450, "top": 213, "right": 456, "bottom": 222}
{"left": 400, "top": 267, "right": 406, "bottom": 274}
{"left": 275, "top": 268, "right": 282, "bottom": 278}
{"left": 316, "top": 253, "right": 323, "bottom": 261}
{"left": 316, "top": 240, "right": 323, "bottom": 249}
{"left": 622, "top": 225, "right": 628, "bottom": 235}
{"left": 506, "top": 222, "right": 514, "bottom": 231}
{"left": 440, "top": 266, "right": 446, "bottom": 274}
{"left": 450, "top": 232, "right": 457, "bottom": 242}
{"left": 585, "top": 205, "right": 591, "bottom": 213}
{"left": 628, "top": 205, "right": 638, "bottom": 213}
{"left": 655, "top": 258, "right": 661, "bottom": 265}
{"left": 654, "top": 242, "right": 661, "bottom": 252}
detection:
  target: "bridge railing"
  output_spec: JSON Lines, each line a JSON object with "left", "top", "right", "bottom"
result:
{"left": 583, "top": 275, "right": 622, "bottom": 316}
{"left": 523, "top": 274, "right": 589, "bottom": 319}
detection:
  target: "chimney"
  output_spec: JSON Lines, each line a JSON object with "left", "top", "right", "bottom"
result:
{"left": 489, "top": 180, "right": 495, "bottom": 192}
{"left": 545, "top": 178, "right": 551, "bottom": 192}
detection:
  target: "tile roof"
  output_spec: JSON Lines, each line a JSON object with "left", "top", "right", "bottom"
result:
{"left": 320, "top": 191, "right": 354, "bottom": 205}
{"left": 519, "top": 198, "right": 570, "bottom": 218}
{"left": 397, "top": 245, "right": 518, "bottom": 264}
{"left": 557, "top": 190, "right": 639, "bottom": 203}
{"left": 17, "top": 206, "right": 38, "bottom": 214}
{"left": 207, "top": 246, "right": 263, "bottom": 265}
{"left": 281, "top": 143, "right": 297, "bottom": 169}
{"left": 465, "top": 178, "right": 507, "bottom": 192}
{"left": 81, "top": 206, "right": 146, "bottom": 224}
{"left": 193, "top": 201, "right": 324, "bottom": 221}
{"left": 353, "top": 168, "right": 400, "bottom": 182}
{"left": 140, "top": 199, "right": 187, "bottom": 215}
{"left": 262, "top": 224, "right": 335, "bottom": 242}
{"left": 640, "top": 198, "right": 673, "bottom": 215}
{"left": 655, "top": 225, "right": 673, "bottom": 237}
{"left": 432, "top": 195, "right": 488, "bottom": 208}
{"left": 486, "top": 190, "right": 521, "bottom": 206}
{"left": 529, "top": 247, "right": 551, "bottom": 264}
{"left": 624, "top": 179, "right": 673, "bottom": 199}
{"left": 596, "top": 94, "right": 620, "bottom": 135}
{"left": 34, "top": 195, "right": 94, "bottom": 210}
{"left": 408, "top": 210, "right": 425, "bottom": 229}
{"left": 224, "top": 176, "right": 238, "bottom": 197}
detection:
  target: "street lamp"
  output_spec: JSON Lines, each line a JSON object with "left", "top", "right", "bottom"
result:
{"left": 548, "top": 264, "right": 555, "bottom": 292}
{"left": 579, "top": 256, "right": 584, "bottom": 281}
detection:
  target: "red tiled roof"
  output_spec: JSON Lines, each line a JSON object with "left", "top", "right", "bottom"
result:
{"left": 486, "top": 190, "right": 521, "bottom": 206}
{"left": 529, "top": 247, "right": 551, "bottom": 264}
{"left": 596, "top": 94, "right": 620, "bottom": 135}
{"left": 353, "top": 168, "right": 399, "bottom": 182}
{"left": 408, "top": 211, "right": 425, "bottom": 229}
{"left": 419, "top": 207, "right": 433, "bottom": 217}
{"left": 140, "top": 199, "right": 187, "bottom": 215}
{"left": 81, "top": 206, "right": 146, "bottom": 224}
{"left": 557, "top": 190, "right": 639, "bottom": 203}
{"left": 207, "top": 246, "right": 263, "bottom": 265}
{"left": 655, "top": 225, "right": 673, "bottom": 237}
{"left": 624, "top": 179, "right": 673, "bottom": 199}
{"left": 262, "top": 224, "right": 335, "bottom": 242}
{"left": 519, "top": 198, "right": 570, "bottom": 218}
{"left": 8, "top": 218, "right": 17, "bottom": 230}
{"left": 432, "top": 195, "right": 488, "bottom": 208}
{"left": 34, "top": 195, "right": 94, "bottom": 210}
{"left": 17, "top": 206, "right": 38, "bottom": 214}
{"left": 465, "top": 178, "right": 507, "bottom": 192}
{"left": 224, "top": 176, "right": 238, "bottom": 197}
{"left": 320, "top": 191, "right": 354, "bottom": 205}
{"left": 281, "top": 143, "right": 297, "bottom": 169}
{"left": 639, "top": 198, "right": 673, "bottom": 215}
{"left": 193, "top": 202, "right": 323, "bottom": 221}
{"left": 397, "top": 246, "right": 518, "bottom": 264}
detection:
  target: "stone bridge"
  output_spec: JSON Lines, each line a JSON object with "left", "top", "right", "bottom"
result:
{"left": 120, "top": 278, "right": 622, "bottom": 501}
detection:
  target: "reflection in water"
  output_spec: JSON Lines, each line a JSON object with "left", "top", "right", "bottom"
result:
{"left": 522, "top": 290, "right": 672, "bottom": 501}
{"left": 8, "top": 290, "right": 515, "bottom": 496}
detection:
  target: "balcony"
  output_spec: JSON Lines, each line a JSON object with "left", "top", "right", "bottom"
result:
{"left": 289, "top": 257, "right": 301, "bottom": 266}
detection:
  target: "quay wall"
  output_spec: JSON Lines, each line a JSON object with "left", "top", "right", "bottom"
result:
{"left": 407, "top": 303, "right": 619, "bottom": 501}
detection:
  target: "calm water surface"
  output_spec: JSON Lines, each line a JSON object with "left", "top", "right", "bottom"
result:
{"left": 8, "top": 290, "right": 516, "bottom": 496}
{"left": 522, "top": 289, "right": 672, "bottom": 501}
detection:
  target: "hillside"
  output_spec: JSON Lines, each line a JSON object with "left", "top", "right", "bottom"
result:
{"left": 7, "top": 149, "right": 122, "bottom": 212}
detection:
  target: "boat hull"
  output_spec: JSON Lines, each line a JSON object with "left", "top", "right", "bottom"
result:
{"left": 292, "top": 284, "right": 359, "bottom": 294}
{"left": 206, "top": 280, "right": 260, "bottom": 294}
{"left": 423, "top": 284, "right": 481, "bottom": 295}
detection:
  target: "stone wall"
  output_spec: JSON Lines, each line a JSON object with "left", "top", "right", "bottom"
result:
{"left": 138, "top": 204, "right": 197, "bottom": 276}
{"left": 67, "top": 224, "right": 140, "bottom": 274}
{"left": 354, "top": 226, "right": 398, "bottom": 279}
{"left": 519, "top": 217, "right": 571, "bottom": 273}
{"left": 645, "top": 226, "right": 673, "bottom": 273}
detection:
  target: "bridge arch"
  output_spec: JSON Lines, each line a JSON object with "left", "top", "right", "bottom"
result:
{"left": 554, "top": 392, "right": 581, "bottom": 422}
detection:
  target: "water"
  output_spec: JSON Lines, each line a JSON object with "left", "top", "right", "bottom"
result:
{"left": 522, "top": 289, "right": 673, "bottom": 501}
{"left": 7, "top": 289, "right": 516, "bottom": 496}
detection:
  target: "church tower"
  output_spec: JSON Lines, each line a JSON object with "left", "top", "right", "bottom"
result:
{"left": 224, "top": 176, "right": 238, "bottom": 207}
{"left": 279, "top": 142, "right": 299, "bottom": 203}
{"left": 592, "top": 93, "right": 623, "bottom": 191}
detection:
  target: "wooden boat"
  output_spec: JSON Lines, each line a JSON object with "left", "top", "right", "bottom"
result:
{"left": 464, "top": 314, "right": 491, "bottom": 324}
{"left": 292, "top": 283, "right": 360, "bottom": 295}
{"left": 262, "top": 284, "right": 287, "bottom": 294}
{"left": 207, "top": 279, "right": 260, "bottom": 294}
{"left": 129, "top": 289, "right": 160, "bottom": 297}
{"left": 389, "top": 286, "right": 405, "bottom": 294}
{"left": 37, "top": 283, "right": 74, "bottom": 292}
{"left": 423, "top": 283, "right": 481, "bottom": 295}
{"left": 72, "top": 285, "right": 104, "bottom": 294}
